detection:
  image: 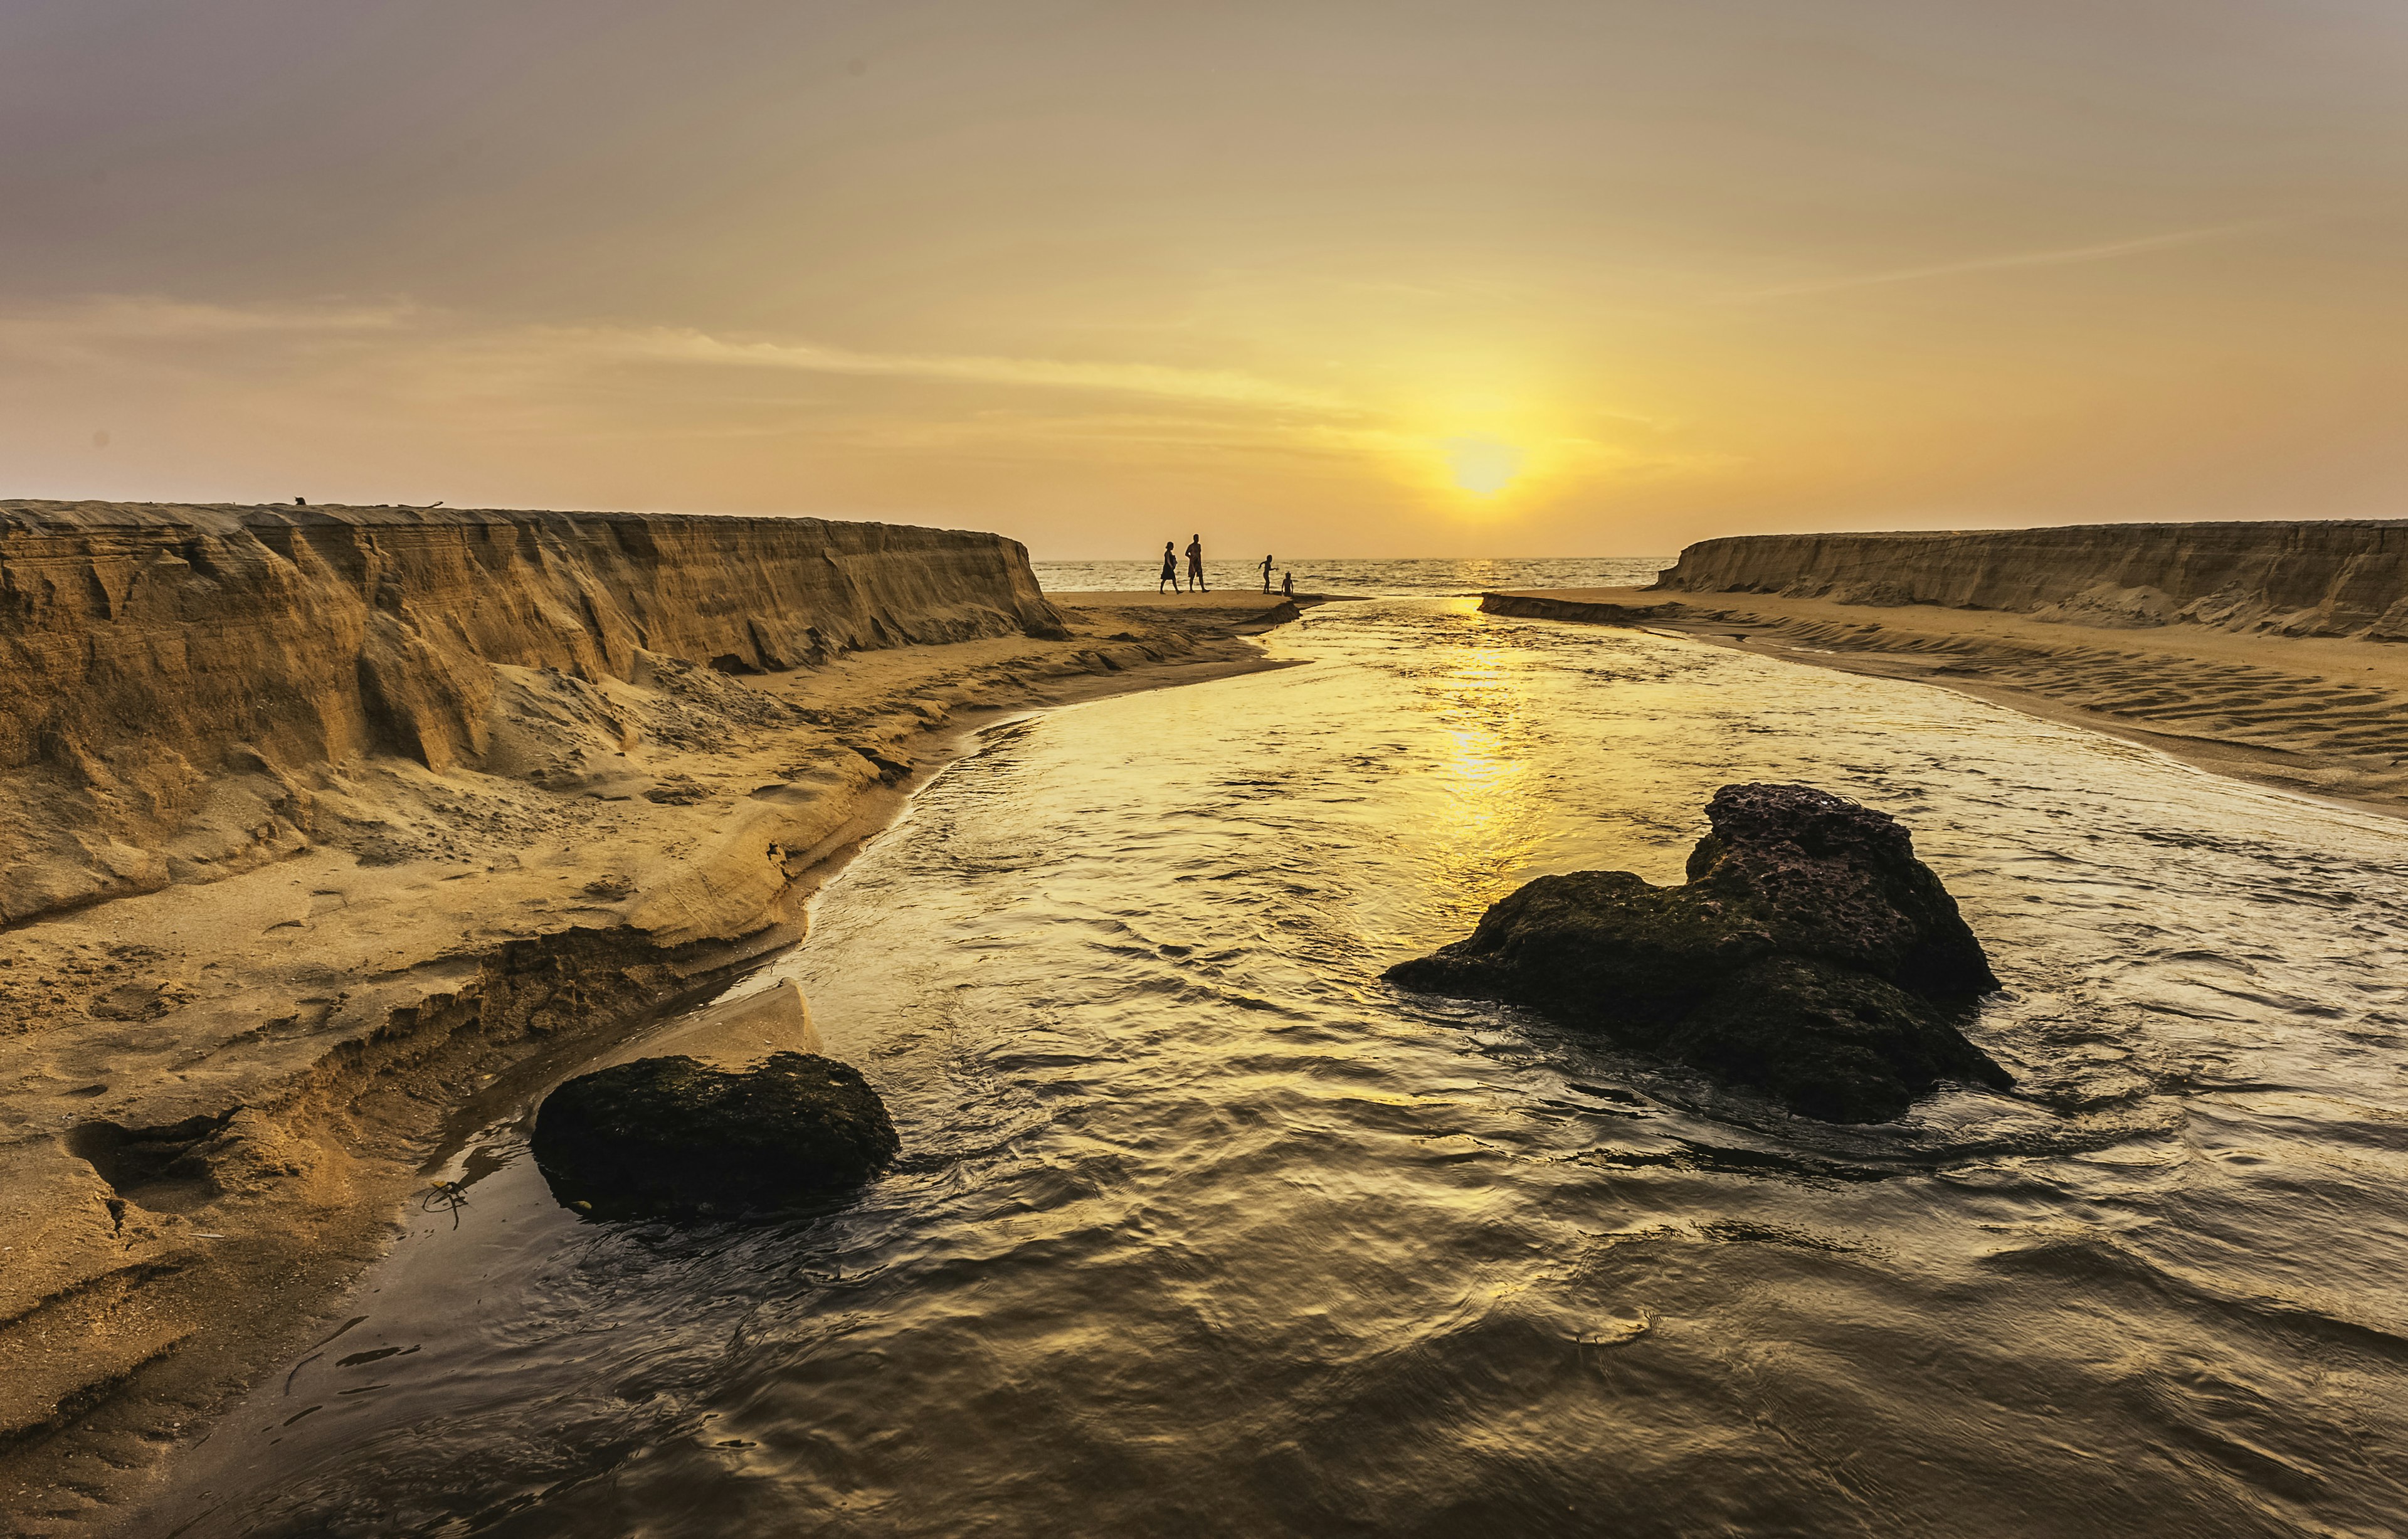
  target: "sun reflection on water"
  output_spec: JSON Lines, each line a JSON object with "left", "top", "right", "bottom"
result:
{"left": 1407, "top": 626, "right": 1551, "bottom": 934}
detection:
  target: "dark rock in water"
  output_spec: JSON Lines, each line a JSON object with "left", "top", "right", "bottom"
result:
{"left": 1385, "top": 783, "right": 2010, "bottom": 1123}
{"left": 532, "top": 1052, "right": 898, "bottom": 1219}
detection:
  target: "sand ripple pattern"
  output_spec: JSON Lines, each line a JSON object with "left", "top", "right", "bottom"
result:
{"left": 1750, "top": 614, "right": 2408, "bottom": 786}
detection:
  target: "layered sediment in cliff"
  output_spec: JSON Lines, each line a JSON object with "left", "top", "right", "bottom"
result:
{"left": 1653, "top": 521, "right": 2408, "bottom": 640}
{"left": 0, "top": 501, "right": 1065, "bottom": 925}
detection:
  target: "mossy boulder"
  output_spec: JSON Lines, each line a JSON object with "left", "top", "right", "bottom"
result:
{"left": 1385, "top": 783, "right": 2010, "bottom": 1122}
{"left": 532, "top": 1052, "right": 898, "bottom": 1219}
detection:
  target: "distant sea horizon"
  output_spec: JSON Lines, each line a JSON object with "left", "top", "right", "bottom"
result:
{"left": 1033, "top": 554, "right": 1671, "bottom": 596}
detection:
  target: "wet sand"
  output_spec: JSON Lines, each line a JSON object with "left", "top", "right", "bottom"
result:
{"left": 1484, "top": 588, "right": 2408, "bottom": 813}
{"left": 0, "top": 591, "right": 1309, "bottom": 1534}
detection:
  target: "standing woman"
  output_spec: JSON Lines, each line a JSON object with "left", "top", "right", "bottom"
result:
{"left": 1159, "top": 540, "right": 1181, "bottom": 593}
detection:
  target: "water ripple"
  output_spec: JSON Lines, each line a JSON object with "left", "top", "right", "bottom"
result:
{"left": 154, "top": 595, "right": 2408, "bottom": 1538}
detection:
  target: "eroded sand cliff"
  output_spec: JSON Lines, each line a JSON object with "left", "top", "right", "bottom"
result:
{"left": 1656, "top": 521, "right": 2408, "bottom": 639}
{"left": 0, "top": 501, "right": 1064, "bottom": 926}
{"left": 0, "top": 503, "right": 1298, "bottom": 1530}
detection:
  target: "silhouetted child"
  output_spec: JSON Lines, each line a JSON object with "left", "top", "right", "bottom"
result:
{"left": 1260, "top": 554, "right": 1274, "bottom": 593}
{"left": 1281, "top": 570, "right": 1294, "bottom": 598}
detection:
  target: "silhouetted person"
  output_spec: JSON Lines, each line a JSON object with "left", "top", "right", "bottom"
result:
{"left": 1260, "top": 554, "right": 1274, "bottom": 593}
{"left": 1186, "top": 535, "right": 1207, "bottom": 592}
{"left": 1158, "top": 541, "right": 1181, "bottom": 593}
{"left": 1281, "top": 570, "right": 1294, "bottom": 598}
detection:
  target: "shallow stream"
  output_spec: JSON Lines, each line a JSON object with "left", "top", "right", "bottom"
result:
{"left": 155, "top": 584, "right": 2408, "bottom": 1536}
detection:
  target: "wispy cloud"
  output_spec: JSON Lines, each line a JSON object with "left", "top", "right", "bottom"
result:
{"left": 0, "top": 294, "right": 1681, "bottom": 505}
{"left": 596, "top": 325, "right": 1356, "bottom": 415}
{"left": 0, "top": 294, "right": 416, "bottom": 346}
{"left": 1730, "top": 224, "right": 2251, "bottom": 302}
{"left": 0, "top": 295, "right": 1356, "bottom": 418}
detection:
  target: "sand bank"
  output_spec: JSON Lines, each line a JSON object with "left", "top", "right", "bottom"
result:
{"left": 1656, "top": 520, "right": 2408, "bottom": 639}
{"left": 0, "top": 500, "right": 1312, "bottom": 1532}
{"left": 1482, "top": 588, "right": 2408, "bottom": 812}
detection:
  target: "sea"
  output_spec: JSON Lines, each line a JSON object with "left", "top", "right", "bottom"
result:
{"left": 1032, "top": 554, "right": 1668, "bottom": 596}
{"left": 145, "top": 567, "right": 2408, "bottom": 1536}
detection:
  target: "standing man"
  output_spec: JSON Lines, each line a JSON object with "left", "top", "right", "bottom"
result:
{"left": 1260, "top": 553, "right": 1274, "bottom": 593}
{"left": 1186, "top": 534, "right": 1207, "bottom": 593}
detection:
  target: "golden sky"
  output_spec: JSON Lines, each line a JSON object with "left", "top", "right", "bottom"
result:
{"left": 3, "top": 1, "right": 2404, "bottom": 556}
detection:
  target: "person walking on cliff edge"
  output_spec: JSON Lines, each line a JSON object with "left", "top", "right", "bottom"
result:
{"left": 1158, "top": 541, "right": 1181, "bottom": 594}
{"left": 1186, "top": 535, "right": 1207, "bottom": 593}
{"left": 1260, "top": 553, "right": 1274, "bottom": 593}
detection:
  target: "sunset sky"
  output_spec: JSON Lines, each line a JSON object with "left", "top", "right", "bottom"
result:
{"left": 3, "top": 1, "right": 2404, "bottom": 558}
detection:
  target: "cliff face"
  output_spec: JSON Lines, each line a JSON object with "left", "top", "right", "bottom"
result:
{"left": 0, "top": 501, "right": 1064, "bottom": 923}
{"left": 1654, "top": 522, "right": 2408, "bottom": 640}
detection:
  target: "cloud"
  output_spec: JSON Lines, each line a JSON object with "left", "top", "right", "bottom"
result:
{"left": 606, "top": 327, "right": 1356, "bottom": 415}
{"left": 0, "top": 294, "right": 1356, "bottom": 418}
{"left": 0, "top": 294, "right": 1684, "bottom": 511}
{"left": 0, "top": 294, "right": 413, "bottom": 348}
{"left": 1729, "top": 224, "right": 2251, "bottom": 302}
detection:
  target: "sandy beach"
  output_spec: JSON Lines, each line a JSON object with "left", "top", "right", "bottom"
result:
{"left": 1483, "top": 587, "right": 2408, "bottom": 814}
{"left": 9, "top": 512, "right": 2408, "bottom": 1533}
{"left": 0, "top": 535, "right": 1313, "bottom": 1531}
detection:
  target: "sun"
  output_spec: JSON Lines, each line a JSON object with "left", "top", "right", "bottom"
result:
{"left": 1443, "top": 435, "right": 1524, "bottom": 497}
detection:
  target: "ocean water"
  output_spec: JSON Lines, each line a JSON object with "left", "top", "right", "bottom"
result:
{"left": 1032, "top": 555, "right": 1669, "bottom": 596}
{"left": 150, "top": 597, "right": 2408, "bottom": 1537}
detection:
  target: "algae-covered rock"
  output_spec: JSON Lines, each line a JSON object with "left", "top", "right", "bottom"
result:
{"left": 532, "top": 1051, "right": 898, "bottom": 1219}
{"left": 1385, "top": 783, "right": 2010, "bottom": 1123}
